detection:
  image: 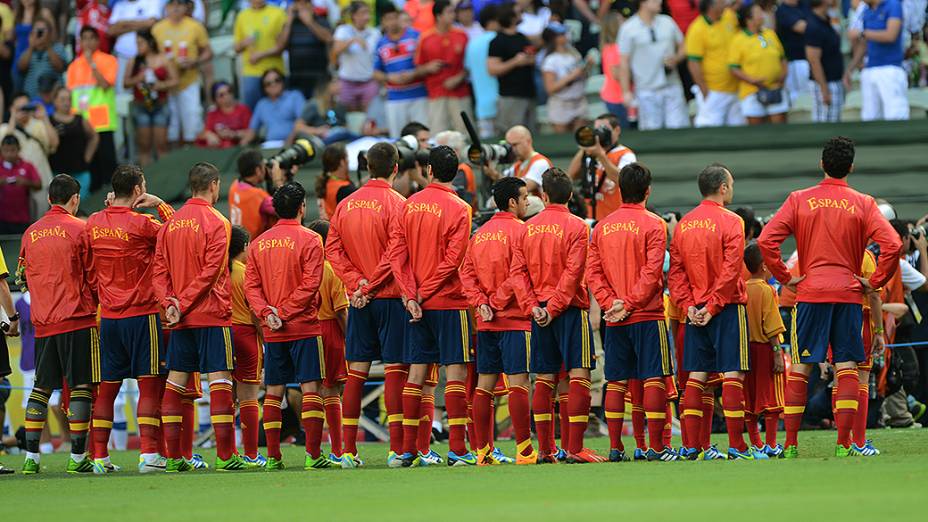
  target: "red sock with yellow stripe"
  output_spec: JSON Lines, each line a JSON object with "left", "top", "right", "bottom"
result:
{"left": 384, "top": 365, "right": 407, "bottom": 455}
{"left": 783, "top": 372, "right": 808, "bottom": 448}
{"left": 558, "top": 391, "right": 570, "bottom": 452}
{"left": 721, "top": 378, "right": 748, "bottom": 452}
{"left": 604, "top": 381, "right": 627, "bottom": 451}
{"left": 160, "top": 380, "right": 185, "bottom": 459}
{"left": 417, "top": 393, "right": 435, "bottom": 454}
{"left": 262, "top": 394, "right": 283, "bottom": 460}
{"left": 239, "top": 399, "right": 260, "bottom": 459}
{"left": 91, "top": 381, "right": 120, "bottom": 459}
{"left": 402, "top": 382, "right": 423, "bottom": 456}
{"left": 341, "top": 368, "right": 368, "bottom": 456}
{"left": 700, "top": 388, "right": 715, "bottom": 450}
{"left": 532, "top": 377, "right": 556, "bottom": 455}
{"left": 566, "top": 377, "right": 592, "bottom": 454}
{"left": 508, "top": 384, "right": 533, "bottom": 456}
{"left": 765, "top": 412, "right": 779, "bottom": 447}
{"left": 180, "top": 398, "right": 195, "bottom": 460}
{"left": 643, "top": 377, "right": 667, "bottom": 451}
{"left": 834, "top": 368, "right": 859, "bottom": 448}
{"left": 473, "top": 387, "right": 494, "bottom": 454}
{"left": 302, "top": 392, "right": 325, "bottom": 458}
{"left": 323, "top": 395, "right": 343, "bottom": 456}
{"left": 209, "top": 380, "right": 235, "bottom": 460}
{"left": 446, "top": 380, "right": 468, "bottom": 455}
{"left": 629, "top": 379, "right": 646, "bottom": 450}
{"left": 680, "top": 380, "right": 705, "bottom": 449}
{"left": 137, "top": 376, "right": 164, "bottom": 457}
{"left": 853, "top": 382, "right": 869, "bottom": 448}
{"left": 745, "top": 412, "right": 763, "bottom": 448}
{"left": 663, "top": 402, "right": 674, "bottom": 449}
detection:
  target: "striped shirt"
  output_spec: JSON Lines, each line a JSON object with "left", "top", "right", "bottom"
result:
{"left": 374, "top": 28, "right": 428, "bottom": 102}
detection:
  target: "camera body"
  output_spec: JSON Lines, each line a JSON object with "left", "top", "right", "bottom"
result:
{"left": 574, "top": 125, "right": 613, "bottom": 149}
{"left": 395, "top": 137, "right": 430, "bottom": 172}
{"left": 265, "top": 138, "right": 318, "bottom": 171}
{"left": 468, "top": 143, "right": 515, "bottom": 166}
{"left": 913, "top": 225, "right": 927, "bottom": 241}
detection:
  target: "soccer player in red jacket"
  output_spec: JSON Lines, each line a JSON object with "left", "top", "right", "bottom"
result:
{"left": 587, "top": 163, "right": 676, "bottom": 462}
{"left": 757, "top": 137, "right": 901, "bottom": 458}
{"left": 244, "top": 182, "right": 336, "bottom": 471}
{"left": 669, "top": 164, "right": 761, "bottom": 460}
{"left": 153, "top": 163, "right": 244, "bottom": 472}
{"left": 460, "top": 176, "right": 536, "bottom": 466}
{"left": 84, "top": 165, "right": 175, "bottom": 474}
{"left": 326, "top": 142, "right": 410, "bottom": 468}
{"left": 389, "top": 145, "right": 476, "bottom": 467}
{"left": 18, "top": 175, "right": 97, "bottom": 474}
{"left": 510, "top": 168, "right": 604, "bottom": 464}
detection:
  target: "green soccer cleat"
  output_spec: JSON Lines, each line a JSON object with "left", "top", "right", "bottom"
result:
{"left": 165, "top": 458, "right": 193, "bottom": 473}
{"left": 834, "top": 445, "right": 851, "bottom": 458}
{"left": 782, "top": 445, "right": 799, "bottom": 459}
{"left": 67, "top": 456, "right": 95, "bottom": 474}
{"left": 265, "top": 457, "right": 285, "bottom": 471}
{"left": 92, "top": 458, "right": 121, "bottom": 474}
{"left": 215, "top": 454, "right": 247, "bottom": 471}
{"left": 304, "top": 453, "right": 337, "bottom": 470}
{"left": 22, "top": 457, "right": 40, "bottom": 475}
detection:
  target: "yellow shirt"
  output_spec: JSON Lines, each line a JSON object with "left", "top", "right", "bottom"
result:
{"left": 728, "top": 28, "right": 785, "bottom": 99}
{"left": 230, "top": 259, "right": 254, "bottom": 326}
{"left": 0, "top": 246, "right": 8, "bottom": 277}
{"left": 685, "top": 9, "right": 739, "bottom": 93}
{"left": 234, "top": 5, "right": 287, "bottom": 77}
{"left": 861, "top": 250, "right": 876, "bottom": 309}
{"left": 152, "top": 17, "right": 210, "bottom": 91}
{"left": 0, "top": 4, "right": 12, "bottom": 41}
{"left": 317, "top": 261, "right": 349, "bottom": 321}
{"left": 746, "top": 279, "right": 786, "bottom": 343}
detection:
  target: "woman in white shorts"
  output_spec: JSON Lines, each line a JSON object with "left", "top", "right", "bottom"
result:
{"left": 728, "top": 3, "right": 789, "bottom": 124}
{"left": 541, "top": 22, "right": 591, "bottom": 132}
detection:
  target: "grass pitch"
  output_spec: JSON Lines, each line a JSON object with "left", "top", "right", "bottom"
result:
{"left": 2, "top": 429, "right": 926, "bottom": 521}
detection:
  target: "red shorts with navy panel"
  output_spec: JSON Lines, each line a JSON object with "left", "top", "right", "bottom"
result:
{"left": 232, "top": 324, "right": 263, "bottom": 384}
{"left": 742, "top": 342, "right": 785, "bottom": 415}
{"left": 320, "top": 318, "right": 348, "bottom": 388}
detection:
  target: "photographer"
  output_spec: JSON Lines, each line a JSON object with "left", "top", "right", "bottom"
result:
{"left": 565, "top": 113, "right": 636, "bottom": 220}
{"left": 491, "top": 125, "right": 551, "bottom": 196}
{"left": 228, "top": 149, "right": 287, "bottom": 239}
{"left": 17, "top": 18, "right": 65, "bottom": 100}
{"left": 434, "top": 130, "right": 476, "bottom": 209}
{"left": 392, "top": 121, "right": 431, "bottom": 197}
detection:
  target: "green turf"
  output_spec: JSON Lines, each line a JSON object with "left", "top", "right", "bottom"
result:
{"left": 2, "top": 429, "right": 926, "bottom": 521}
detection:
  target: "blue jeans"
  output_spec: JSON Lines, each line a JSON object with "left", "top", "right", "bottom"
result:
{"left": 605, "top": 102, "right": 630, "bottom": 129}
{"left": 242, "top": 76, "right": 263, "bottom": 111}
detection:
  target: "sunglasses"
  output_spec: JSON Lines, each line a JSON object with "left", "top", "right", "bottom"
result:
{"left": 263, "top": 78, "right": 283, "bottom": 87}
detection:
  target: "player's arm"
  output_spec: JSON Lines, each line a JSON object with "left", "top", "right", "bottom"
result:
{"left": 329, "top": 268, "right": 350, "bottom": 333}
{"left": 325, "top": 215, "right": 366, "bottom": 292}
{"left": 152, "top": 226, "right": 175, "bottom": 304}
{"left": 585, "top": 226, "right": 617, "bottom": 308}
{"left": 705, "top": 218, "right": 746, "bottom": 316}
{"left": 174, "top": 221, "right": 228, "bottom": 315}
{"left": 78, "top": 226, "right": 98, "bottom": 300}
{"left": 363, "top": 203, "right": 405, "bottom": 296}
{"left": 865, "top": 200, "right": 904, "bottom": 289}
{"left": 499, "top": 227, "right": 539, "bottom": 315}
{"left": 762, "top": 284, "right": 787, "bottom": 341}
{"left": 667, "top": 225, "right": 696, "bottom": 311}
{"left": 386, "top": 208, "right": 418, "bottom": 301}
{"left": 685, "top": 29, "right": 708, "bottom": 97}
{"left": 277, "top": 239, "right": 325, "bottom": 321}
{"left": 862, "top": 16, "right": 901, "bottom": 43}
{"left": 243, "top": 248, "right": 273, "bottom": 318}
{"left": 546, "top": 226, "right": 588, "bottom": 319}
{"left": 757, "top": 195, "right": 796, "bottom": 285}
{"left": 459, "top": 241, "right": 490, "bottom": 307}
{"left": 417, "top": 209, "right": 471, "bottom": 302}
{"left": 623, "top": 224, "right": 667, "bottom": 312}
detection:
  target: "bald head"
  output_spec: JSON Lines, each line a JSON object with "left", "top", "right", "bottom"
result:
{"left": 505, "top": 125, "right": 534, "bottom": 162}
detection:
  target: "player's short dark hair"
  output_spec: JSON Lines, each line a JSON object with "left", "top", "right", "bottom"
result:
{"left": 428, "top": 145, "right": 459, "bottom": 183}
{"left": 79, "top": 25, "right": 99, "bottom": 39}
{"left": 111, "top": 164, "right": 145, "bottom": 198}
{"left": 492, "top": 176, "right": 526, "bottom": 211}
{"left": 619, "top": 162, "right": 651, "bottom": 204}
{"left": 734, "top": 206, "right": 757, "bottom": 239}
{"left": 497, "top": 2, "right": 518, "bottom": 28}
{"left": 48, "top": 173, "right": 81, "bottom": 204}
{"left": 744, "top": 241, "right": 764, "bottom": 274}
{"left": 237, "top": 149, "right": 264, "bottom": 180}
{"left": 822, "top": 136, "right": 855, "bottom": 179}
{"left": 400, "top": 121, "right": 429, "bottom": 138}
{"left": 542, "top": 167, "right": 572, "bottom": 204}
{"left": 478, "top": 3, "right": 498, "bottom": 26}
{"left": 272, "top": 182, "right": 306, "bottom": 219}
{"left": 1, "top": 134, "right": 20, "bottom": 148}
{"left": 322, "top": 143, "right": 347, "bottom": 173}
{"left": 229, "top": 225, "right": 250, "bottom": 261}
{"left": 594, "top": 113, "right": 621, "bottom": 130}
{"left": 188, "top": 162, "right": 220, "bottom": 194}
{"left": 697, "top": 163, "right": 730, "bottom": 197}
{"left": 432, "top": 0, "right": 452, "bottom": 17}
{"left": 307, "top": 219, "right": 330, "bottom": 244}
{"left": 367, "top": 142, "right": 398, "bottom": 179}
{"left": 736, "top": 3, "right": 754, "bottom": 28}
{"left": 890, "top": 219, "right": 910, "bottom": 241}
{"left": 698, "top": 0, "right": 715, "bottom": 14}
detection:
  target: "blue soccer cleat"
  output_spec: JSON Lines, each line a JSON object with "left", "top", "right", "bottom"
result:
{"left": 701, "top": 445, "right": 726, "bottom": 460}
{"left": 645, "top": 447, "right": 680, "bottom": 462}
{"left": 763, "top": 444, "right": 784, "bottom": 458}
{"left": 387, "top": 451, "right": 404, "bottom": 468}
{"left": 553, "top": 447, "right": 568, "bottom": 462}
{"left": 421, "top": 449, "right": 444, "bottom": 465}
{"left": 447, "top": 451, "right": 478, "bottom": 467}
{"left": 727, "top": 447, "right": 763, "bottom": 460}
{"left": 608, "top": 449, "right": 630, "bottom": 462}
{"left": 849, "top": 441, "right": 880, "bottom": 457}
{"left": 865, "top": 440, "right": 881, "bottom": 456}
{"left": 399, "top": 452, "right": 420, "bottom": 468}
{"left": 243, "top": 454, "right": 267, "bottom": 468}
{"left": 679, "top": 447, "right": 700, "bottom": 460}
{"left": 187, "top": 453, "right": 210, "bottom": 470}
{"left": 633, "top": 448, "right": 648, "bottom": 461}
{"left": 492, "top": 447, "right": 515, "bottom": 464}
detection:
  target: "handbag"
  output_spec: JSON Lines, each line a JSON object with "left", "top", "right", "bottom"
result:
{"left": 756, "top": 88, "right": 783, "bottom": 106}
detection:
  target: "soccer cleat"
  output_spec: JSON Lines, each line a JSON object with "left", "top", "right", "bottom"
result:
{"left": 475, "top": 447, "right": 498, "bottom": 467}
{"left": 726, "top": 448, "right": 756, "bottom": 460}
{"left": 187, "top": 453, "right": 210, "bottom": 470}
{"left": 516, "top": 450, "right": 538, "bottom": 465}
{"left": 304, "top": 453, "right": 337, "bottom": 470}
{"left": 492, "top": 447, "right": 515, "bottom": 464}
{"left": 782, "top": 445, "right": 799, "bottom": 459}
{"left": 265, "top": 457, "right": 285, "bottom": 470}
{"left": 608, "top": 449, "right": 630, "bottom": 462}
{"left": 700, "top": 445, "right": 726, "bottom": 460}
{"left": 679, "top": 447, "right": 700, "bottom": 460}
{"left": 165, "top": 457, "right": 192, "bottom": 473}
{"left": 763, "top": 444, "right": 784, "bottom": 458}
{"left": 421, "top": 449, "right": 444, "bottom": 465}
{"left": 751, "top": 448, "right": 770, "bottom": 460}
{"left": 553, "top": 447, "right": 568, "bottom": 462}
{"left": 566, "top": 448, "right": 608, "bottom": 464}
{"left": 339, "top": 453, "right": 363, "bottom": 468}
{"left": 447, "top": 451, "right": 478, "bottom": 467}
{"left": 243, "top": 454, "right": 268, "bottom": 468}
{"left": 67, "top": 456, "right": 95, "bottom": 474}
{"left": 645, "top": 447, "right": 680, "bottom": 462}
{"left": 139, "top": 455, "right": 167, "bottom": 473}
{"left": 865, "top": 440, "right": 881, "bottom": 456}
{"left": 537, "top": 452, "right": 559, "bottom": 464}
{"left": 387, "top": 451, "right": 404, "bottom": 468}
{"left": 21, "top": 457, "right": 39, "bottom": 475}
{"left": 834, "top": 445, "right": 851, "bottom": 458}
{"left": 92, "top": 458, "right": 121, "bottom": 474}
{"left": 215, "top": 454, "right": 247, "bottom": 471}
{"left": 633, "top": 448, "right": 648, "bottom": 461}
{"left": 399, "top": 452, "right": 420, "bottom": 468}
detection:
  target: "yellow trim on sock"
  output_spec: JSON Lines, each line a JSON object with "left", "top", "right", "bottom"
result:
{"left": 263, "top": 422, "right": 282, "bottom": 429}
{"left": 402, "top": 419, "right": 420, "bottom": 426}
{"left": 301, "top": 411, "right": 325, "bottom": 420}
{"left": 24, "top": 420, "right": 45, "bottom": 429}
{"left": 211, "top": 414, "right": 235, "bottom": 423}
{"left": 92, "top": 419, "right": 113, "bottom": 429}
{"left": 723, "top": 410, "right": 745, "bottom": 419}
{"left": 69, "top": 422, "right": 90, "bottom": 431}
{"left": 604, "top": 411, "right": 625, "bottom": 419}
{"left": 448, "top": 418, "right": 468, "bottom": 426}
{"left": 645, "top": 412, "right": 667, "bottom": 420}
{"left": 517, "top": 439, "right": 533, "bottom": 452}
{"left": 682, "top": 409, "right": 704, "bottom": 417}
{"left": 138, "top": 417, "right": 161, "bottom": 426}
{"left": 783, "top": 406, "right": 805, "bottom": 415}
{"left": 161, "top": 415, "right": 183, "bottom": 424}
{"left": 386, "top": 414, "right": 403, "bottom": 423}
{"left": 835, "top": 400, "right": 859, "bottom": 410}
{"left": 568, "top": 415, "right": 588, "bottom": 423}
{"left": 343, "top": 418, "right": 360, "bottom": 426}
{"left": 533, "top": 414, "right": 552, "bottom": 422}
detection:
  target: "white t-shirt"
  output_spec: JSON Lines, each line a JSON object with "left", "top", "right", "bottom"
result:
{"left": 542, "top": 51, "right": 586, "bottom": 101}
{"left": 109, "top": 0, "right": 165, "bottom": 58}
{"left": 333, "top": 24, "right": 382, "bottom": 82}
{"left": 900, "top": 259, "right": 927, "bottom": 291}
{"left": 517, "top": 8, "right": 551, "bottom": 39}
{"left": 617, "top": 13, "right": 683, "bottom": 91}
{"left": 503, "top": 153, "right": 550, "bottom": 189}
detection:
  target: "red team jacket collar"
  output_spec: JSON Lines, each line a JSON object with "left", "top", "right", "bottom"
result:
{"left": 47, "top": 205, "right": 73, "bottom": 217}
{"left": 699, "top": 199, "right": 724, "bottom": 208}
{"left": 490, "top": 212, "right": 518, "bottom": 222}
{"left": 425, "top": 183, "right": 456, "bottom": 195}
{"left": 820, "top": 177, "right": 849, "bottom": 187}
{"left": 366, "top": 178, "right": 391, "bottom": 189}
{"left": 275, "top": 218, "right": 302, "bottom": 226}
{"left": 103, "top": 205, "right": 133, "bottom": 213}
{"left": 185, "top": 197, "right": 213, "bottom": 207}
{"left": 543, "top": 204, "right": 570, "bottom": 213}
{"left": 620, "top": 203, "right": 647, "bottom": 211}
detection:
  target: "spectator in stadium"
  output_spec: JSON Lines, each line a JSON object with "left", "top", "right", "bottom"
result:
{"left": 618, "top": 0, "right": 689, "bottom": 131}
{"left": 280, "top": 0, "right": 333, "bottom": 99}
{"left": 853, "top": 0, "right": 909, "bottom": 121}
{"left": 75, "top": 0, "right": 111, "bottom": 56}
{"left": 416, "top": 0, "right": 472, "bottom": 134}
{"left": 17, "top": 17, "right": 65, "bottom": 100}
{"left": 805, "top": 0, "right": 846, "bottom": 122}
{"left": 374, "top": 4, "right": 436, "bottom": 137}
{"left": 488, "top": 3, "right": 537, "bottom": 133}
{"left": 404, "top": 0, "right": 437, "bottom": 33}
{"left": 541, "top": 22, "right": 591, "bottom": 133}
{"left": 0, "top": 17, "right": 13, "bottom": 115}
{"left": 12, "top": 0, "right": 55, "bottom": 91}
{"left": 498, "top": 125, "right": 551, "bottom": 195}
{"left": 598, "top": 11, "right": 627, "bottom": 129}
{"left": 515, "top": 0, "right": 551, "bottom": 46}
{"left": 49, "top": 86, "right": 98, "bottom": 201}
{"left": 728, "top": 3, "right": 788, "bottom": 125}
{"left": 292, "top": 81, "right": 357, "bottom": 145}
{"left": 315, "top": 143, "right": 353, "bottom": 219}
{"left": 32, "top": 72, "right": 58, "bottom": 115}
{"left": 66, "top": 26, "right": 118, "bottom": 193}
{"left": 40, "top": 0, "right": 68, "bottom": 44}
{"left": 247, "top": 69, "right": 306, "bottom": 146}
{"left": 464, "top": 3, "right": 500, "bottom": 139}
{"left": 198, "top": 81, "right": 254, "bottom": 148}
{"left": 686, "top": 0, "right": 743, "bottom": 127}
{"left": 667, "top": 0, "right": 700, "bottom": 33}
{"left": 229, "top": 149, "right": 286, "bottom": 239}
{"left": 455, "top": 1, "right": 483, "bottom": 40}
{"left": 106, "top": 0, "right": 161, "bottom": 94}
{"left": 152, "top": 0, "right": 213, "bottom": 147}
{"left": 565, "top": 113, "right": 637, "bottom": 220}
{"left": 0, "top": 135, "right": 42, "bottom": 234}
{"left": 776, "top": 0, "right": 810, "bottom": 104}
{"left": 234, "top": 0, "right": 287, "bottom": 109}
{"left": 124, "top": 30, "right": 178, "bottom": 166}
{"left": 434, "top": 129, "right": 477, "bottom": 209}
{"left": 332, "top": 2, "right": 380, "bottom": 112}
{"left": 0, "top": 93, "right": 56, "bottom": 218}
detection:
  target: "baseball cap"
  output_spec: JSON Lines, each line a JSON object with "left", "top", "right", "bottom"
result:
{"left": 456, "top": 0, "right": 473, "bottom": 10}
{"left": 547, "top": 21, "right": 567, "bottom": 35}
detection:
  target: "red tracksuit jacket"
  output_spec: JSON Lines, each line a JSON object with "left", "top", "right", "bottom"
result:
{"left": 510, "top": 204, "right": 590, "bottom": 319}
{"left": 459, "top": 212, "right": 531, "bottom": 331}
{"left": 587, "top": 203, "right": 667, "bottom": 326}
{"left": 326, "top": 178, "right": 405, "bottom": 299}
{"left": 243, "top": 219, "right": 324, "bottom": 342}
{"left": 388, "top": 183, "right": 472, "bottom": 310}
{"left": 757, "top": 177, "right": 901, "bottom": 304}
{"left": 18, "top": 206, "right": 97, "bottom": 337}
{"left": 153, "top": 198, "right": 232, "bottom": 328}
{"left": 85, "top": 203, "right": 174, "bottom": 319}
{"left": 668, "top": 200, "right": 746, "bottom": 316}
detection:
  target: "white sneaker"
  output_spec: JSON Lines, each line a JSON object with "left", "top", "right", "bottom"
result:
{"left": 138, "top": 455, "right": 167, "bottom": 473}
